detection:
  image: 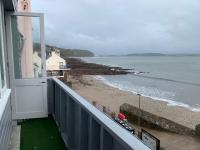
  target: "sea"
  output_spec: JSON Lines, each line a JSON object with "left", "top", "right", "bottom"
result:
{"left": 81, "top": 56, "right": 200, "bottom": 112}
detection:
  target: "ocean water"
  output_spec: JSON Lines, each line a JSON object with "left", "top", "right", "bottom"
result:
{"left": 81, "top": 56, "right": 200, "bottom": 111}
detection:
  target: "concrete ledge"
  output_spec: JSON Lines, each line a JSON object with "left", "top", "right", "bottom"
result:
{"left": 8, "top": 126, "right": 21, "bottom": 150}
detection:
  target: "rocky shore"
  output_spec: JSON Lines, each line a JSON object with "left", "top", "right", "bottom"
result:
{"left": 65, "top": 58, "right": 133, "bottom": 75}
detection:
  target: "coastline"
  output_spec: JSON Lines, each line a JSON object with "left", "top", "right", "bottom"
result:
{"left": 95, "top": 75, "right": 200, "bottom": 112}
{"left": 65, "top": 57, "right": 131, "bottom": 75}
{"left": 70, "top": 75, "right": 200, "bottom": 130}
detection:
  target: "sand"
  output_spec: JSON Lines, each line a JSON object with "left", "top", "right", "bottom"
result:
{"left": 69, "top": 75, "right": 200, "bottom": 150}
{"left": 71, "top": 75, "right": 200, "bottom": 129}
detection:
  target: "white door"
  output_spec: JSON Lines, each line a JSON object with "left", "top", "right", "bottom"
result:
{"left": 6, "top": 12, "right": 47, "bottom": 119}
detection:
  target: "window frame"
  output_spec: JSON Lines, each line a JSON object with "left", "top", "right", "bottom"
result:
{"left": 0, "top": 1, "right": 7, "bottom": 98}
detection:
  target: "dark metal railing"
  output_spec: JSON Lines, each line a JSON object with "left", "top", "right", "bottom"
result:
{"left": 48, "top": 77, "right": 149, "bottom": 150}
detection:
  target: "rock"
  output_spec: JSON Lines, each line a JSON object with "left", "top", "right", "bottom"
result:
{"left": 64, "top": 58, "right": 129, "bottom": 75}
{"left": 195, "top": 124, "right": 200, "bottom": 136}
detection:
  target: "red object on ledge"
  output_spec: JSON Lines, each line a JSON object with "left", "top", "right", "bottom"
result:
{"left": 118, "top": 113, "right": 126, "bottom": 120}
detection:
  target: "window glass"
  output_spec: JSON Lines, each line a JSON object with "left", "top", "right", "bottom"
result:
{"left": 0, "top": 10, "right": 5, "bottom": 89}
{"left": 11, "top": 16, "right": 42, "bottom": 79}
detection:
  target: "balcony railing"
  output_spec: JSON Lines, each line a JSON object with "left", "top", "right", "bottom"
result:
{"left": 48, "top": 77, "right": 150, "bottom": 150}
{"left": 0, "top": 90, "right": 12, "bottom": 150}
{"left": 59, "top": 65, "right": 69, "bottom": 70}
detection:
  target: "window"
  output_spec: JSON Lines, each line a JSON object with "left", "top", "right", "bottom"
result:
{"left": 11, "top": 15, "right": 42, "bottom": 79}
{"left": 0, "top": 7, "right": 3, "bottom": 88}
{"left": 59, "top": 62, "right": 64, "bottom": 66}
{"left": 0, "top": 25, "right": 5, "bottom": 89}
{"left": 0, "top": 2, "right": 6, "bottom": 96}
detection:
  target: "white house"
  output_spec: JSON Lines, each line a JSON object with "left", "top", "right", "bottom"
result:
{"left": 46, "top": 50, "right": 69, "bottom": 76}
{"left": 33, "top": 51, "right": 42, "bottom": 77}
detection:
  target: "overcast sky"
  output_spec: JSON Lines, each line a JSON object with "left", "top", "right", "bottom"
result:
{"left": 31, "top": 0, "right": 200, "bottom": 55}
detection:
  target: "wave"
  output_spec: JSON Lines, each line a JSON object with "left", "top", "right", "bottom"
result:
{"left": 132, "top": 74, "right": 200, "bottom": 86}
{"left": 94, "top": 75, "right": 200, "bottom": 112}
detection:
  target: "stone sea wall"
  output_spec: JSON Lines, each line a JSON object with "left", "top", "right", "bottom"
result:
{"left": 120, "top": 103, "right": 196, "bottom": 135}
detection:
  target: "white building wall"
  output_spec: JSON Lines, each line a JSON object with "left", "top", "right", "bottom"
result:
{"left": 46, "top": 51, "right": 66, "bottom": 71}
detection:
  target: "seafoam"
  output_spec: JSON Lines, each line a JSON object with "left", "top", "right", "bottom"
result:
{"left": 94, "top": 75, "right": 200, "bottom": 112}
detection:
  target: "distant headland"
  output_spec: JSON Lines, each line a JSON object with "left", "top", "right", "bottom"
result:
{"left": 46, "top": 45, "right": 94, "bottom": 57}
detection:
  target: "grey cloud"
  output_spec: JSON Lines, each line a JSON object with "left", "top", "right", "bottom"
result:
{"left": 31, "top": 0, "right": 200, "bottom": 55}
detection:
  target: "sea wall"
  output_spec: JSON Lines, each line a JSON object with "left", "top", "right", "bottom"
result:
{"left": 120, "top": 103, "right": 196, "bottom": 135}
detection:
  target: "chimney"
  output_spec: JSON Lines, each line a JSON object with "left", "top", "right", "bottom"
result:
{"left": 18, "top": 0, "right": 31, "bottom": 12}
{"left": 55, "top": 49, "right": 60, "bottom": 56}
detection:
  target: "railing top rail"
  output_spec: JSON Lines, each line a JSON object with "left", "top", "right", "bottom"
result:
{"left": 51, "top": 77, "right": 150, "bottom": 150}
{"left": 0, "top": 89, "right": 11, "bottom": 120}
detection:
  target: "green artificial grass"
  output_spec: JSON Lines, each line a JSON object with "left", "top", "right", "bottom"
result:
{"left": 19, "top": 116, "right": 67, "bottom": 150}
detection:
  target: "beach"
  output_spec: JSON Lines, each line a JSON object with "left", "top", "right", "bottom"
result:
{"left": 68, "top": 75, "right": 200, "bottom": 150}
{"left": 62, "top": 56, "right": 200, "bottom": 149}
{"left": 71, "top": 75, "right": 200, "bottom": 129}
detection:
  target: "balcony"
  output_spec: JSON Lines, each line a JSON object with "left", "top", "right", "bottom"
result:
{"left": 47, "top": 77, "right": 149, "bottom": 150}
{"left": 0, "top": 77, "right": 149, "bottom": 150}
{"left": 59, "top": 65, "right": 69, "bottom": 70}
{"left": 59, "top": 65, "right": 70, "bottom": 70}
{"left": 20, "top": 116, "right": 67, "bottom": 150}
